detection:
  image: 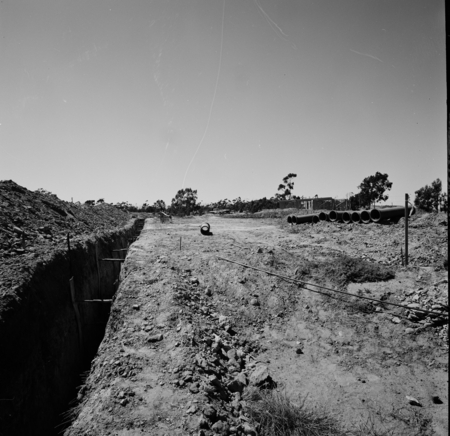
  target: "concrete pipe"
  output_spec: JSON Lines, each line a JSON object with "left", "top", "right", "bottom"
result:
{"left": 360, "top": 210, "right": 371, "bottom": 224}
{"left": 342, "top": 211, "right": 352, "bottom": 224}
{"left": 293, "top": 214, "right": 320, "bottom": 224}
{"left": 318, "top": 212, "right": 328, "bottom": 221}
{"left": 370, "top": 206, "right": 415, "bottom": 223}
{"left": 350, "top": 211, "right": 361, "bottom": 223}
{"left": 200, "top": 223, "right": 212, "bottom": 235}
{"left": 328, "top": 210, "right": 344, "bottom": 222}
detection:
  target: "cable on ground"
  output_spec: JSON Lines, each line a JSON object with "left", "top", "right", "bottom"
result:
{"left": 216, "top": 256, "right": 448, "bottom": 319}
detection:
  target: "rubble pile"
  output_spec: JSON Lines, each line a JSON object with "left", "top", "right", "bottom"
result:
{"left": 156, "top": 277, "right": 271, "bottom": 435}
{"left": 400, "top": 277, "right": 449, "bottom": 341}
{"left": 284, "top": 214, "right": 448, "bottom": 269}
{"left": 0, "top": 180, "right": 130, "bottom": 294}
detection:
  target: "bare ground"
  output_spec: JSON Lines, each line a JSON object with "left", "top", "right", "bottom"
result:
{"left": 65, "top": 214, "right": 448, "bottom": 436}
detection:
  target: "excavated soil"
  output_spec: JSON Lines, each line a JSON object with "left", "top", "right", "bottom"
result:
{"left": 66, "top": 214, "right": 448, "bottom": 436}
{"left": 0, "top": 180, "right": 132, "bottom": 300}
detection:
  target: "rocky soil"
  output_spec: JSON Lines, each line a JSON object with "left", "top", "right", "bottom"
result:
{"left": 66, "top": 213, "right": 448, "bottom": 436}
{"left": 0, "top": 180, "right": 131, "bottom": 304}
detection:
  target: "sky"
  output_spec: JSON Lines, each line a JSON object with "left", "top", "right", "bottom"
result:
{"left": 0, "top": 0, "right": 446, "bottom": 207}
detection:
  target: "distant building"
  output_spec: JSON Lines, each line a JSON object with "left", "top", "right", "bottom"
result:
{"left": 279, "top": 197, "right": 350, "bottom": 210}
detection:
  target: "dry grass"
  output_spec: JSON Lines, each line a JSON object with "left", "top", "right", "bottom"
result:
{"left": 244, "top": 388, "right": 435, "bottom": 436}
{"left": 352, "top": 402, "right": 435, "bottom": 436}
{"left": 294, "top": 254, "right": 395, "bottom": 288}
{"left": 55, "top": 370, "right": 91, "bottom": 434}
{"left": 244, "top": 387, "right": 351, "bottom": 436}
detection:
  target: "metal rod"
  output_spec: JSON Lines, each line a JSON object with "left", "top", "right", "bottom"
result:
{"left": 405, "top": 194, "right": 409, "bottom": 266}
{"left": 100, "top": 258, "right": 125, "bottom": 262}
{"left": 81, "top": 299, "right": 113, "bottom": 303}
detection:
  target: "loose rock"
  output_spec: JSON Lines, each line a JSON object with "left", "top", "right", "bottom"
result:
{"left": 148, "top": 333, "right": 163, "bottom": 342}
{"left": 249, "top": 365, "right": 275, "bottom": 388}
{"left": 242, "top": 422, "right": 257, "bottom": 435}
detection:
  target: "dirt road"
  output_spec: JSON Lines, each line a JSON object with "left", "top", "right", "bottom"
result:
{"left": 66, "top": 214, "right": 448, "bottom": 435}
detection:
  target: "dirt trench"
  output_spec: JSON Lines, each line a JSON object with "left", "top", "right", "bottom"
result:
{"left": 65, "top": 215, "right": 448, "bottom": 436}
{"left": 0, "top": 219, "right": 145, "bottom": 436}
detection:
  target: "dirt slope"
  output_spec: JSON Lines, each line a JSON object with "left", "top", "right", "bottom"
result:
{"left": 66, "top": 214, "right": 448, "bottom": 436}
{"left": 0, "top": 180, "right": 130, "bottom": 305}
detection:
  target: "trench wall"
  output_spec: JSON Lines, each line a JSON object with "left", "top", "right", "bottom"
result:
{"left": 0, "top": 218, "right": 144, "bottom": 436}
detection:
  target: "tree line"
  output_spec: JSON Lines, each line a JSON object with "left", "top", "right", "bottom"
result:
{"left": 82, "top": 172, "right": 447, "bottom": 214}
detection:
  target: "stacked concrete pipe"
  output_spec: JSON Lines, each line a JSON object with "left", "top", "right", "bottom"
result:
{"left": 318, "top": 212, "right": 329, "bottom": 221}
{"left": 342, "top": 211, "right": 353, "bottom": 224}
{"left": 328, "top": 210, "right": 344, "bottom": 222}
{"left": 286, "top": 207, "right": 414, "bottom": 226}
{"left": 351, "top": 211, "right": 361, "bottom": 223}
{"left": 292, "top": 214, "right": 320, "bottom": 224}
{"left": 360, "top": 210, "right": 371, "bottom": 224}
{"left": 370, "top": 206, "right": 414, "bottom": 223}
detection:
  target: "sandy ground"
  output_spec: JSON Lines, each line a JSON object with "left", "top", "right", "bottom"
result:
{"left": 65, "top": 214, "right": 448, "bottom": 436}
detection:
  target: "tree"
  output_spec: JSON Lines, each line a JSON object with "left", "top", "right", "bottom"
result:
{"left": 349, "top": 193, "right": 362, "bottom": 210}
{"left": 153, "top": 200, "right": 166, "bottom": 211}
{"left": 276, "top": 173, "right": 297, "bottom": 200}
{"left": 114, "top": 201, "right": 137, "bottom": 211}
{"left": 414, "top": 178, "right": 447, "bottom": 212}
{"left": 357, "top": 172, "right": 392, "bottom": 209}
{"left": 170, "top": 188, "right": 198, "bottom": 216}
{"left": 84, "top": 200, "right": 95, "bottom": 206}
{"left": 96, "top": 198, "right": 105, "bottom": 204}
{"left": 36, "top": 188, "right": 57, "bottom": 198}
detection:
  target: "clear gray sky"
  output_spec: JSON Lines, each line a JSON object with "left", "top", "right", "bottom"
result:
{"left": 0, "top": 0, "right": 446, "bottom": 206}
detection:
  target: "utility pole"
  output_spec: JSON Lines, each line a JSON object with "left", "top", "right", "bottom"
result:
{"left": 405, "top": 194, "right": 409, "bottom": 266}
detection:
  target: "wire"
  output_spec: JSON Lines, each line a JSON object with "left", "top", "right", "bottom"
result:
{"left": 216, "top": 256, "right": 448, "bottom": 319}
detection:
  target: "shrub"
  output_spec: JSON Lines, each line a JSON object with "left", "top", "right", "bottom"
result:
{"left": 294, "top": 254, "right": 395, "bottom": 288}
{"left": 244, "top": 388, "right": 349, "bottom": 436}
{"left": 414, "top": 178, "right": 447, "bottom": 212}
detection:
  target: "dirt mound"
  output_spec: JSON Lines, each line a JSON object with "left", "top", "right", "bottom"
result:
{"left": 409, "top": 211, "right": 448, "bottom": 228}
{"left": 0, "top": 180, "right": 130, "bottom": 296}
